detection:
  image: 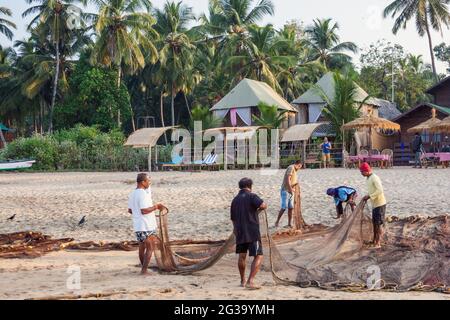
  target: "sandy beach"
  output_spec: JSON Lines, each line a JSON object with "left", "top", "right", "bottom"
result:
{"left": 1, "top": 168, "right": 449, "bottom": 300}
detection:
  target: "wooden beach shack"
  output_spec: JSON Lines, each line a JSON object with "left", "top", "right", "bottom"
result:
{"left": 210, "top": 78, "right": 298, "bottom": 129}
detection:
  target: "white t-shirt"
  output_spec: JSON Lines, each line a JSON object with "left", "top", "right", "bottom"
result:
{"left": 128, "top": 188, "right": 157, "bottom": 232}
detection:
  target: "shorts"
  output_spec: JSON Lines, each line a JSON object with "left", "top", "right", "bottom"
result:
{"left": 322, "top": 153, "right": 331, "bottom": 161}
{"left": 236, "top": 240, "right": 263, "bottom": 257}
{"left": 135, "top": 230, "right": 157, "bottom": 243}
{"left": 372, "top": 205, "right": 386, "bottom": 226}
{"left": 280, "top": 189, "right": 294, "bottom": 210}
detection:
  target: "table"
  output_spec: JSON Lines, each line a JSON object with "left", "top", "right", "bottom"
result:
{"left": 347, "top": 155, "right": 391, "bottom": 168}
{"left": 421, "top": 153, "right": 450, "bottom": 168}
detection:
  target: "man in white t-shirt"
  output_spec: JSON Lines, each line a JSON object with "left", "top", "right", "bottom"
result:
{"left": 128, "top": 173, "right": 164, "bottom": 275}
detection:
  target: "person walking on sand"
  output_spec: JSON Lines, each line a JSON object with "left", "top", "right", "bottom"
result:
{"left": 411, "top": 133, "right": 423, "bottom": 168}
{"left": 231, "top": 178, "right": 267, "bottom": 290}
{"left": 128, "top": 173, "right": 164, "bottom": 275}
{"left": 275, "top": 160, "right": 302, "bottom": 228}
{"left": 359, "top": 163, "right": 387, "bottom": 249}
{"left": 320, "top": 137, "right": 332, "bottom": 168}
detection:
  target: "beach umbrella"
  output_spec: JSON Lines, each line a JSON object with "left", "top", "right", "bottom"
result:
{"left": 430, "top": 116, "right": 450, "bottom": 133}
{"left": 342, "top": 113, "right": 400, "bottom": 149}
{"left": 407, "top": 109, "right": 442, "bottom": 133}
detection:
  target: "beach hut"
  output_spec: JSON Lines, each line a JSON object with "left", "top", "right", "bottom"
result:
{"left": 342, "top": 113, "right": 401, "bottom": 149}
{"left": 124, "top": 127, "right": 177, "bottom": 171}
{"left": 203, "top": 126, "right": 267, "bottom": 170}
{"left": 210, "top": 78, "right": 297, "bottom": 129}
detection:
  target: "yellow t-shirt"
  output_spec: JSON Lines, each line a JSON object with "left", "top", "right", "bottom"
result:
{"left": 366, "top": 173, "right": 386, "bottom": 208}
{"left": 281, "top": 165, "right": 298, "bottom": 190}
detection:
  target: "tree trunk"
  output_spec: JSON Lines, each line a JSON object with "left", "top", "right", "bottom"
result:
{"left": 117, "top": 67, "right": 136, "bottom": 131}
{"left": 171, "top": 85, "right": 175, "bottom": 127}
{"left": 160, "top": 91, "right": 168, "bottom": 144}
{"left": 425, "top": 19, "right": 438, "bottom": 82}
{"left": 183, "top": 92, "right": 192, "bottom": 119}
{"left": 40, "top": 99, "right": 44, "bottom": 134}
{"left": 48, "top": 39, "right": 60, "bottom": 134}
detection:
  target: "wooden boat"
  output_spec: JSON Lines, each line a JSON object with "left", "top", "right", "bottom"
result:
{"left": 0, "top": 159, "right": 36, "bottom": 171}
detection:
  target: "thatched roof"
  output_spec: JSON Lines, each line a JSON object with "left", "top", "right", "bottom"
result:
{"left": 211, "top": 78, "right": 297, "bottom": 112}
{"left": 430, "top": 116, "right": 450, "bottom": 133}
{"left": 292, "top": 72, "right": 370, "bottom": 105}
{"left": 124, "top": 127, "right": 176, "bottom": 148}
{"left": 281, "top": 123, "right": 328, "bottom": 142}
{"left": 407, "top": 109, "right": 442, "bottom": 133}
{"left": 342, "top": 115, "right": 401, "bottom": 131}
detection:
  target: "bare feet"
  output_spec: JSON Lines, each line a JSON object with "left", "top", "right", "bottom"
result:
{"left": 140, "top": 270, "right": 153, "bottom": 276}
{"left": 240, "top": 281, "right": 247, "bottom": 288}
{"left": 245, "top": 283, "right": 262, "bottom": 290}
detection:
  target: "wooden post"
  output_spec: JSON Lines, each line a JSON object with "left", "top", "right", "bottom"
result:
{"left": 148, "top": 146, "right": 152, "bottom": 172}
{"left": 302, "top": 140, "right": 306, "bottom": 166}
{"left": 224, "top": 132, "right": 228, "bottom": 171}
{"left": 155, "top": 145, "right": 158, "bottom": 172}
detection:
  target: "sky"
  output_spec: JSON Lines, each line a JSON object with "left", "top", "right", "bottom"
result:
{"left": 1, "top": 0, "right": 449, "bottom": 74}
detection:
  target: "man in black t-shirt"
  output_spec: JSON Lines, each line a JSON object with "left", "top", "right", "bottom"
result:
{"left": 230, "top": 178, "right": 267, "bottom": 290}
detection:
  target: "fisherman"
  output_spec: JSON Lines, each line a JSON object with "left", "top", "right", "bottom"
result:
{"left": 360, "top": 163, "right": 387, "bottom": 249}
{"left": 326, "top": 186, "right": 358, "bottom": 219}
{"left": 231, "top": 178, "right": 267, "bottom": 290}
{"left": 128, "top": 173, "right": 164, "bottom": 275}
{"left": 275, "top": 160, "right": 302, "bottom": 228}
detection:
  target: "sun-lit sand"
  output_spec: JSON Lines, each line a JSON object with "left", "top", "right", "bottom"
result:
{"left": 1, "top": 168, "right": 449, "bottom": 300}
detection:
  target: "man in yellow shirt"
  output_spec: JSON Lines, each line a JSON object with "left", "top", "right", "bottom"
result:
{"left": 360, "top": 162, "right": 387, "bottom": 249}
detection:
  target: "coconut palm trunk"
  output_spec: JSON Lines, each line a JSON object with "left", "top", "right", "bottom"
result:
{"left": 183, "top": 92, "right": 192, "bottom": 119}
{"left": 424, "top": 17, "right": 438, "bottom": 81}
{"left": 117, "top": 66, "right": 136, "bottom": 131}
{"left": 48, "top": 39, "right": 60, "bottom": 134}
{"left": 171, "top": 84, "right": 175, "bottom": 127}
{"left": 160, "top": 91, "right": 168, "bottom": 144}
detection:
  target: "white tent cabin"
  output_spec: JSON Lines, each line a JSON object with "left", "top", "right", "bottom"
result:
{"left": 210, "top": 78, "right": 297, "bottom": 129}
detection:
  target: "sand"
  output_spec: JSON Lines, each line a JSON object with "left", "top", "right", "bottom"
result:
{"left": 0, "top": 168, "right": 449, "bottom": 300}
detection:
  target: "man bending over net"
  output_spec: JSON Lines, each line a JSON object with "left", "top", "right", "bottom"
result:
{"left": 326, "top": 186, "right": 357, "bottom": 219}
{"left": 128, "top": 173, "right": 164, "bottom": 275}
{"left": 231, "top": 178, "right": 267, "bottom": 290}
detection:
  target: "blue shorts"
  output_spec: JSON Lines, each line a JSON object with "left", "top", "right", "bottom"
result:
{"left": 280, "top": 189, "right": 294, "bottom": 210}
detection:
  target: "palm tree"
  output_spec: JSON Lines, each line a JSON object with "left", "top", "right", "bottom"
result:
{"left": 190, "top": 105, "right": 222, "bottom": 130}
{"left": 383, "top": 0, "right": 450, "bottom": 81}
{"left": 315, "top": 72, "right": 363, "bottom": 145}
{"left": 153, "top": 1, "right": 197, "bottom": 127}
{"left": 90, "top": 0, "right": 159, "bottom": 131}
{"left": 22, "top": 0, "right": 87, "bottom": 133}
{"left": 0, "top": 7, "right": 16, "bottom": 40}
{"left": 305, "top": 18, "right": 358, "bottom": 70}
{"left": 252, "top": 102, "right": 286, "bottom": 129}
{"left": 226, "top": 24, "right": 295, "bottom": 91}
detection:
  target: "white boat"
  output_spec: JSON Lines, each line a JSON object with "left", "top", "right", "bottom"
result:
{"left": 0, "top": 159, "right": 36, "bottom": 171}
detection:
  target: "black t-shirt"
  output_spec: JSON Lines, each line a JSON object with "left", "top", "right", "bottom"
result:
{"left": 230, "top": 190, "right": 264, "bottom": 245}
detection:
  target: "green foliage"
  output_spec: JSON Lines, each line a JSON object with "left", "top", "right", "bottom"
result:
{"left": 1, "top": 125, "right": 147, "bottom": 171}
{"left": 54, "top": 59, "right": 132, "bottom": 132}
{"left": 1, "top": 134, "right": 58, "bottom": 170}
{"left": 190, "top": 105, "right": 222, "bottom": 130}
{"left": 316, "top": 71, "right": 361, "bottom": 144}
{"left": 252, "top": 102, "right": 286, "bottom": 128}
{"left": 434, "top": 42, "right": 450, "bottom": 73}
{"left": 359, "top": 40, "right": 435, "bottom": 111}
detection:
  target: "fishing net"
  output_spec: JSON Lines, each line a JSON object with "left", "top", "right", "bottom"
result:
{"left": 152, "top": 202, "right": 449, "bottom": 294}
{"left": 1, "top": 201, "right": 449, "bottom": 294}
